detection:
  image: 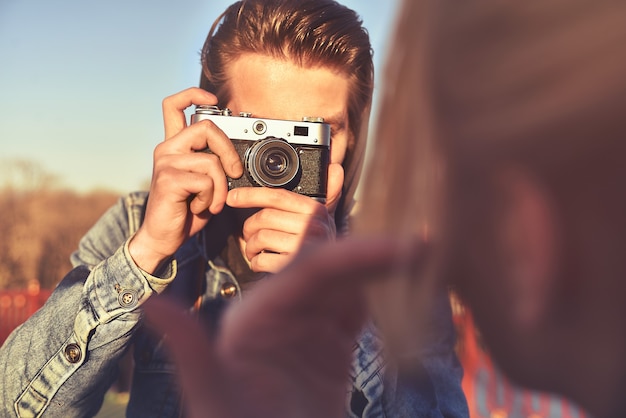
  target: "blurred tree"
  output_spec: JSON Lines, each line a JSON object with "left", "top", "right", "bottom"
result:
{"left": 0, "top": 159, "right": 119, "bottom": 289}
{"left": 0, "top": 158, "right": 59, "bottom": 191}
{"left": 0, "top": 189, "right": 27, "bottom": 287}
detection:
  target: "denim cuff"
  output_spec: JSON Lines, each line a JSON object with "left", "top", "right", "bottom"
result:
{"left": 85, "top": 242, "right": 163, "bottom": 326}
{"left": 123, "top": 238, "right": 177, "bottom": 294}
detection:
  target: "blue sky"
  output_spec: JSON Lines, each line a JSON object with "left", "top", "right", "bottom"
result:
{"left": 0, "top": 0, "right": 400, "bottom": 193}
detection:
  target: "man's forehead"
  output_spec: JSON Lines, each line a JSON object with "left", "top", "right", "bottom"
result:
{"left": 226, "top": 54, "right": 350, "bottom": 117}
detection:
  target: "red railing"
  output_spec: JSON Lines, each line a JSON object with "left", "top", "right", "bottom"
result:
{"left": 0, "top": 285, "right": 590, "bottom": 418}
{"left": 453, "top": 298, "right": 588, "bottom": 418}
{"left": 0, "top": 284, "right": 52, "bottom": 344}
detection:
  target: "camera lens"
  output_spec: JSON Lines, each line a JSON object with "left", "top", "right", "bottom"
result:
{"left": 246, "top": 137, "right": 300, "bottom": 187}
{"left": 265, "top": 152, "right": 288, "bottom": 176}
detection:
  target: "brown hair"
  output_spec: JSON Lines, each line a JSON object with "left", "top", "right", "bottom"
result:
{"left": 356, "top": 0, "right": 626, "bottom": 388}
{"left": 358, "top": 0, "right": 626, "bottom": 237}
{"left": 356, "top": 0, "right": 438, "bottom": 238}
{"left": 199, "top": 0, "right": 374, "bottom": 227}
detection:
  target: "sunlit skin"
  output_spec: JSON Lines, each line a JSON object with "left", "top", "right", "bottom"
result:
{"left": 129, "top": 53, "right": 350, "bottom": 275}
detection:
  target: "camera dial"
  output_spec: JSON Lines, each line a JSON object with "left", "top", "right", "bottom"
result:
{"left": 253, "top": 120, "right": 267, "bottom": 135}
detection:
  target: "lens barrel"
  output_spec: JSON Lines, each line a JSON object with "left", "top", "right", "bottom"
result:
{"left": 246, "top": 137, "right": 300, "bottom": 187}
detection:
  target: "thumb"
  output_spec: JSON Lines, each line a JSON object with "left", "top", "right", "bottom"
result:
{"left": 325, "top": 163, "right": 344, "bottom": 215}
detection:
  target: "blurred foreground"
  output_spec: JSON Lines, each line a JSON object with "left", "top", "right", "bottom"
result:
{"left": 1, "top": 288, "right": 589, "bottom": 418}
{"left": 0, "top": 163, "right": 588, "bottom": 418}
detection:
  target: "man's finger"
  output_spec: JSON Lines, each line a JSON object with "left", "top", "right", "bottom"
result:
{"left": 226, "top": 187, "right": 317, "bottom": 213}
{"left": 325, "top": 163, "right": 344, "bottom": 215}
{"left": 162, "top": 87, "right": 218, "bottom": 140}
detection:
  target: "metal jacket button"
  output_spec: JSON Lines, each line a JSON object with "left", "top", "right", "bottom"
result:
{"left": 118, "top": 289, "right": 138, "bottom": 308}
{"left": 220, "top": 283, "right": 238, "bottom": 299}
{"left": 64, "top": 344, "right": 82, "bottom": 363}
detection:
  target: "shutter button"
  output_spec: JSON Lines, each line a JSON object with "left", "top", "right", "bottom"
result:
{"left": 118, "top": 289, "right": 138, "bottom": 308}
{"left": 64, "top": 344, "right": 82, "bottom": 363}
{"left": 220, "top": 283, "right": 238, "bottom": 299}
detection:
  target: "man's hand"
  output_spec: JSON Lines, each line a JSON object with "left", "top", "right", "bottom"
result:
{"left": 129, "top": 88, "right": 244, "bottom": 273}
{"left": 144, "top": 236, "right": 429, "bottom": 418}
{"left": 226, "top": 162, "right": 344, "bottom": 272}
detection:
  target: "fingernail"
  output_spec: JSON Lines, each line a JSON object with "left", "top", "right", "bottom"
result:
{"left": 226, "top": 189, "right": 237, "bottom": 205}
{"left": 210, "top": 202, "right": 224, "bottom": 214}
{"left": 232, "top": 162, "right": 244, "bottom": 177}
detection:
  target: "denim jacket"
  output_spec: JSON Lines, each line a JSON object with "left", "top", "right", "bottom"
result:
{"left": 0, "top": 191, "right": 468, "bottom": 417}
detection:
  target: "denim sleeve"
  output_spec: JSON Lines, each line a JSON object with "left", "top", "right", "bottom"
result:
{"left": 0, "top": 194, "right": 175, "bottom": 417}
{"left": 385, "top": 288, "right": 469, "bottom": 418}
{"left": 348, "top": 287, "right": 469, "bottom": 418}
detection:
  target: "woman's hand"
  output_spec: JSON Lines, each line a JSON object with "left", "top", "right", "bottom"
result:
{"left": 144, "top": 236, "right": 428, "bottom": 418}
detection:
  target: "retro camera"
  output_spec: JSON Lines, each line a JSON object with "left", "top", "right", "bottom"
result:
{"left": 191, "top": 105, "right": 331, "bottom": 201}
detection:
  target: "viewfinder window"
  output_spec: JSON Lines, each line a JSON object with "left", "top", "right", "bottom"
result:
{"left": 294, "top": 126, "right": 309, "bottom": 136}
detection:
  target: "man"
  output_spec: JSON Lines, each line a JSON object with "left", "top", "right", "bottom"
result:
{"left": 0, "top": 1, "right": 466, "bottom": 417}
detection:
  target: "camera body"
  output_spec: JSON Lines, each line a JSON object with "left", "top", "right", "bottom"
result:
{"left": 191, "top": 105, "right": 331, "bottom": 201}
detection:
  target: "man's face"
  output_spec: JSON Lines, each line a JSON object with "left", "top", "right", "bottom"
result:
{"left": 225, "top": 53, "right": 351, "bottom": 166}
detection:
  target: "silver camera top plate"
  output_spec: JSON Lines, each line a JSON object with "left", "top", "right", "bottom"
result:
{"left": 191, "top": 105, "right": 331, "bottom": 147}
